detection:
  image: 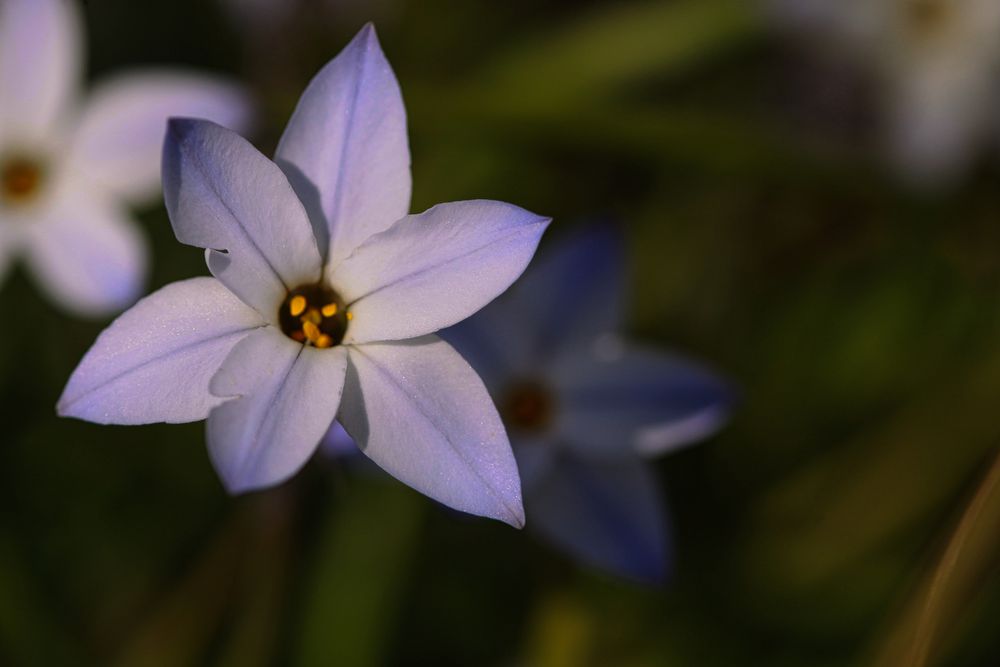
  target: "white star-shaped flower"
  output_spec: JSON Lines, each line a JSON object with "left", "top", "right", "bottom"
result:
{"left": 771, "top": 0, "right": 1000, "bottom": 185}
{"left": 0, "top": 0, "right": 249, "bottom": 315}
{"left": 58, "top": 25, "right": 549, "bottom": 527}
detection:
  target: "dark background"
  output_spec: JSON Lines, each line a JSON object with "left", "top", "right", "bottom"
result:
{"left": 2, "top": 0, "right": 1000, "bottom": 665}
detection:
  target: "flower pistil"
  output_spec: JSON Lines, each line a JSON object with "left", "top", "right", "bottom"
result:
{"left": 278, "top": 283, "right": 352, "bottom": 349}
{"left": 0, "top": 154, "right": 46, "bottom": 206}
{"left": 502, "top": 380, "right": 556, "bottom": 433}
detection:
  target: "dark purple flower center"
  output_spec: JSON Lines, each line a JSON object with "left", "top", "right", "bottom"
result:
{"left": 0, "top": 155, "right": 45, "bottom": 206}
{"left": 278, "top": 283, "right": 350, "bottom": 348}
{"left": 501, "top": 380, "right": 556, "bottom": 433}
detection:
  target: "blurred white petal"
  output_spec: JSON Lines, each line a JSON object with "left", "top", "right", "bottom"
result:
{"left": 69, "top": 71, "right": 251, "bottom": 203}
{"left": 23, "top": 185, "right": 147, "bottom": 316}
{"left": 0, "top": 0, "right": 81, "bottom": 143}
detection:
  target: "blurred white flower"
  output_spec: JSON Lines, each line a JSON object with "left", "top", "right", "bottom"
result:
{"left": 771, "top": 0, "right": 1000, "bottom": 186}
{"left": 0, "top": 0, "right": 250, "bottom": 316}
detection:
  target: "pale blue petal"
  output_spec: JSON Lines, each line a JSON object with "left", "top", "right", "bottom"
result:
{"left": 318, "top": 420, "right": 360, "bottom": 459}
{"left": 333, "top": 200, "right": 550, "bottom": 344}
{"left": 207, "top": 327, "right": 347, "bottom": 493}
{"left": 442, "top": 222, "right": 625, "bottom": 381}
{"left": 70, "top": 71, "right": 251, "bottom": 203}
{"left": 275, "top": 23, "right": 410, "bottom": 265}
{"left": 511, "top": 221, "right": 626, "bottom": 356}
{"left": 339, "top": 335, "right": 524, "bottom": 527}
{"left": 24, "top": 186, "right": 147, "bottom": 316}
{"left": 58, "top": 277, "right": 265, "bottom": 424}
{"left": 511, "top": 436, "right": 558, "bottom": 491}
{"left": 528, "top": 454, "right": 670, "bottom": 583}
{"left": 162, "top": 118, "right": 322, "bottom": 318}
{"left": 0, "top": 0, "right": 81, "bottom": 142}
{"left": 439, "top": 301, "right": 533, "bottom": 390}
{"left": 551, "top": 341, "right": 734, "bottom": 459}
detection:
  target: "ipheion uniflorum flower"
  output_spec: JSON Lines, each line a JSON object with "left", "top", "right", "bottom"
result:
{"left": 0, "top": 0, "right": 250, "bottom": 315}
{"left": 58, "top": 24, "right": 550, "bottom": 527}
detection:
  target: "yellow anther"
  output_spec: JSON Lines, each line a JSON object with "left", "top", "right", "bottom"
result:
{"left": 302, "top": 320, "right": 321, "bottom": 343}
{"left": 321, "top": 303, "right": 338, "bottom": 317}
{"left": 316, "top": 334, "right": 333, "bottom": 349}
{"left": 289, "top": 295, "right": 307, "bottom": 317}
{"left": 346, "top": 311, "right": 354, "bottom": 321}
{"left": 303, "top": 308, "right": 322, "bottom": 325}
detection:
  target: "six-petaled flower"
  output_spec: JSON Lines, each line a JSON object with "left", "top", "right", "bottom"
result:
{"left": 58, "top": 25, "right": 549, "bottom": 527}
{"left": 444, "top": 224, "right": 734, "bottom": 580}
{"left": 770, "top": 0, "right": 1000, "bottom": 185}
{"left": 0, "top": 0, "right": 250, "bottom": 315}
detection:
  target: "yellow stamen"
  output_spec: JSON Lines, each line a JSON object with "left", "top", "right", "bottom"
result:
{"left": 302, "top": 320, "right": 321, "bottom": 343}
{"left": 346, "top": 311, "right": 354, "bottom": 321}
{"left": 321, "top": 303, "right": 338, "bottom": 317}
{"left": 303, "top": 308, "right": 322, "bottom": 325}
{"left": 316, "top": 334, "right": 333, "bottom": 349}
{"left": 289, "top": 295, "right": 307, "bottom": 317}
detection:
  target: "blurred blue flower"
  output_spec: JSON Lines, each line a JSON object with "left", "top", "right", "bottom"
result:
{"left": 443, "top": 224, "right": 734, "bottom": 581}
{"left": 58, "top": 25, "right": 550, "bottom": 527}
{"left": 0, "top": 0, "right": 250, "bottom": 316}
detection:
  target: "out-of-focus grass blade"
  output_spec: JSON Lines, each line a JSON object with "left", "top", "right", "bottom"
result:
{"left": 521, "top": 592, "right": 595, "bottom": 667}
{"left": 293, "top": 480, "right": 423, "bottom": 667}
{"left": 214, "top": 495, "right": 294, "bottom": 667}
{"left": 480, "top": 0, "right": 760, "bottom": 111}
{"left": 0, "top": 536, "right": 78, "bottom": 666}
{"left": 744, "top": 348, "right": 1000, "bottom": 601}
{"left": 869, "top": 449, "right": 1000, "bottom": 667}
{"left": 109, "top": 507, "right": 250, "bottom": 667}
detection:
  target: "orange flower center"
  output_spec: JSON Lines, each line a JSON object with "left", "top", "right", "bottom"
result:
{"left": 0, "top": 155, "right": 45, "bottom": 206}
{"left": 279, "top": 283, "right": 351, "bottom": 349}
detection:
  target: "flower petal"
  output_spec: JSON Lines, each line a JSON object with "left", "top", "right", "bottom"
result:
{"left": 275, "top": 23, "right": 410, "bottom": 265}
{"left": 551, "top": 341, "right": 734, "bottom": 459}
{"left": 439, "top": 299, "right": 533, "bottom": 390}
{"left": 24, "top": 187, "right": 147, "bottom": 316}
{"left": 319, "top": 420, "right": 360, "bottom": 459}
{"left": 511, "top": 437, "right": 558, "bottom": 491}
{"left": 885, "top": 66, "right": 990, "bottom": 187}
{"left": 162, "top": 118, "right": 322, "bottom": 318}
{"left": 69, "top": 71, "right": 251, "bottom": 204}
{"left": 339, "top": 335, "right": 524, "bottom": 527}
{"left": 441, "top": 222, "right": 625, "bottom": 377}
{"left": 528, "top": 454, "right": 669, "bottom": 583}
{"left": 0, "top": 0, "right": 81, "bottom": 142}
{"left": 0, "top": 219, "right": 19, "bottom": 289}
{"left": 207, "top": 327, "right": 347, "bottom": 493}
{"left": 515, "top": 222, "right": 626, "bottom": 355}
{"left": 334, "top": 200, "right": 550, "bottom": 344}
{"left": 58, "top": 277, "right": 265, "bottom": 424}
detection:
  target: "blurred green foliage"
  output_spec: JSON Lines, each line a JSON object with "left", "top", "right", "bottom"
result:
{"left": 2, "top": 0, "right": 1000, "bottom": 665}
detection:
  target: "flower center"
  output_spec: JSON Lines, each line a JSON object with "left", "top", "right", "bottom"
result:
{"left": 501, "top": 380, "right": 555, "bottom": 433}
{"left": 902, "top": 0, "right": 952, "bottom": 42}
{"left": 0, "top": 155, "right": 46, "bottom": 206}
{"left": 278, "top": 283, "right": 351, "bottom": 349}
